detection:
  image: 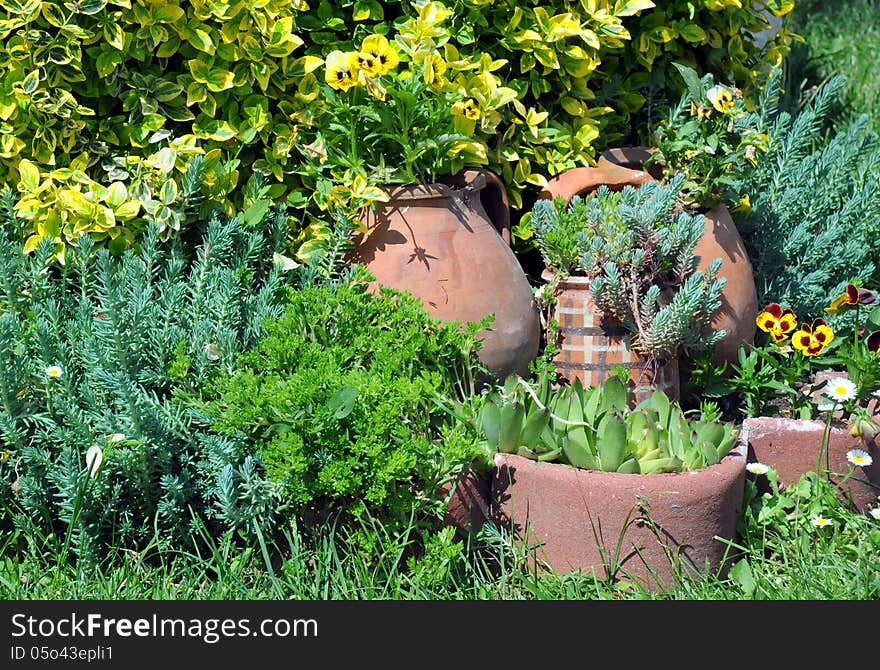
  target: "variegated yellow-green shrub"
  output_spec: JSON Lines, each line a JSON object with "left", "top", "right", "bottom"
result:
{"left": 0, "top": 0, "right": 316, "bottom": 263}
{"left": 294, "top": 0, "right": 797, "bottom": 206}
{"left": 0, "top": 0, "right": 796, "bottom": 264}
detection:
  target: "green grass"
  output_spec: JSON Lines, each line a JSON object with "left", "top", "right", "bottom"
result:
{"left": 787, "top": 0, "right": 880, "bottom": 134}
{"left": 3, "top": 472, "right": 878, "bottom": 600}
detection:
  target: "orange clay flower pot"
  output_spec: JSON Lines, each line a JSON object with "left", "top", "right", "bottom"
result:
{"left": 540, "top": 146, "right": 759, "bottom": 369}
{"left": 350, "top": 169, "right": 541, "bottom": 383}
{"left": 491, "top": 440, "right": 748, "bottom": 591}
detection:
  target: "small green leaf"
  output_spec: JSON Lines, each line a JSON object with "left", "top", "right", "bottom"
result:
{"left": 679, "top": 23, "right": 706, "bottom": 43}
{"left": 73, "top": 0, "right": 108, "bottom": 15}
{"left": 243, "top": 199, "right": 271, "bottom": 227}
{"left": 729, "top": 558, "right": 756, "bottom": 597}
{"left": 159, "top": 179, "right": 178, "bottom": 205}
{"left": 672, "top": 62, "right": 705, "bottom": 101}
{"left": 104, "top": 181, "right": 128, "bottom": 208}
{"left": 499, "top": 402, "right": 525, "bottom": 453}
{"left": 20, "top": 69, "right": 40, "bottom": 94}
{"left": 327, "top": 386, "right": 358, "bottom": 419}
{"left": 18, "top": 159, "right": 40, "bottom": 191}
{"left": 188, "top": 28, "right": 215, "bottom": 55}
{"left": 520, "top": 407, "right": 551, "bottom": 449}
{"left": 597, "top": 414, "right": 627, "bottom": 472}
{"left": 105, "top": 22, "right": 125, "bottom": 50}
{"left": 562, "top": 432, "right": 598, "bottom": 470}
{"left": 601, "top": 376, "right": 628, "bottom": 413}
{"left": 96, "top": 49, "right": 123, "bottom": 77}
{"left": 479, "top": 400, "right": 502, "bottom": 449}
{"left": 615, "top": 0, "right": 655, "bottom": 17}
{"left": 615, "top": 458, "right": 640, "bottom": 474}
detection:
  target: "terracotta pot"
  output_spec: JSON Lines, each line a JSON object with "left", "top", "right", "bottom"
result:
{"left": 491, "top": 440, "right": 748, "bottom": 590}
{"left": 350, "top": 169, "right": 541, "bottom": 382}
{"left": 542, "top": 269, "right": 680, "bottom": 405}
{"left": 741, "top": 416, "right": 880, "bottom": 513}
{"left": 541, "top": 146, "right": 759, "bottom": 367}
{"left": 441, "top": 468, "right": 491, "bottom": 537}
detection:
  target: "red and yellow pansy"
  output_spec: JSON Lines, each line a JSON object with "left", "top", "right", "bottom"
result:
{"left": 791, "top": 318, "right": 835, "bottom": 356}
{"left": 755, "top": 303, "right": 798, "bottom": 343}
{"left": 824, "top": 283, "right": 876, "bottom": 316}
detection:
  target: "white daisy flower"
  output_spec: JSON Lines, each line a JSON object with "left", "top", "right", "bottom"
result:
{"left": 45, "top": 365, "right": 63, "bottom": 379}
{"left": 825, "top": 377, "right": 857, "bottom": 403}
{"left": 746, "top": 462, "right": 771, "bottom": 475}
{"left": 846, "top": 449, "right": 874, "bottom": 467}
{"left": 811, "top": 515, "right": 833, "bottom": 527}
{"left": 869, "top": 508, "right": 880, "bottom": 521}
{"left": 85, "top": 444, "right": 103, "bottom": 479}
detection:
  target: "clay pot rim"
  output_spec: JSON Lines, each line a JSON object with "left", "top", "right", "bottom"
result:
{"left": 376, "top": 169, "right": 493, "bottom": 202}
{"left": 599, "top": 145, "right": 657, "bottom": 166}
{"left": 741, "top": 415, "right": 854, "bottom": 435}
{"left": 494, "top": 439, "right": 747, "bottom": 483}
{"left": 540, "top": 267, "right": 593, "bottom": 287}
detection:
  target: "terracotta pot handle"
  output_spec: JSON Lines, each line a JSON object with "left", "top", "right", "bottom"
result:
{"left": 461, "top": 168, "right": 511, "bottom": 245}
{"left": 540, "top": 162, "right": 654, "bottom": 206}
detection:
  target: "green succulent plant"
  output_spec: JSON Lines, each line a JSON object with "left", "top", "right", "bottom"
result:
{"left": 530, "top": 173, "right": 727, "bottom": 361}
{"left": 477, "top": 371, "right": 738, "bottom": 474}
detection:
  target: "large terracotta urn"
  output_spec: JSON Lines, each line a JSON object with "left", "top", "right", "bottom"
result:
{"left": 540, "top": 147, "right": 759, "bottom": 367}
{"left": 350, "top": 169, "right": 541, "bottom": 382}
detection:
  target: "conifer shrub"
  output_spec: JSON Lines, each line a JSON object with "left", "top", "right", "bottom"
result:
{"left": 0, "top": 189, "right": 292, "bottom": 563}
{"left": 728, "top": 73, "right": 880, "bottom": 321}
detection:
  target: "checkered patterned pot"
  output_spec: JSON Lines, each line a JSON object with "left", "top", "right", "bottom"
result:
{"left": 543, "top": 271, "right": 679, "bottom": 404}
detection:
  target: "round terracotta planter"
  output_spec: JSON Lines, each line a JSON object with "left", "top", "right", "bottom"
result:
{"left": 441, "top": 468, "right": 492, "bottom": 537}
{"left": 350, "top": 169, "right": 541, "bottom": 382}
{"left": 542, "top": 269, "right": 680, "bottom": 405}
{"left": 541, "top": 147, "right": 759, "bottom": 367}
{"left": 741, "top": 416, "right": 880, "bottom": 513}
{"left": 491, "top": 440, "right": 748, "bottom": 591}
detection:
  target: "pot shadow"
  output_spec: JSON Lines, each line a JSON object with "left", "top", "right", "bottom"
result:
{"left": 352, "top": 187, "right": 481, "bottom": 271}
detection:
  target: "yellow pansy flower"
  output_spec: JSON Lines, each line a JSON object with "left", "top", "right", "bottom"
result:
{"left": 359, "top": 34, "right": 399, "bottom": 76}
{"left": 452, "top": 99, "right": 481, "bottom": 121}
{"left": 706, "top": 84, "right": 734, "bottom": 113}
{"left": 325, "top": 51, "right": 361, "bottom": 92}
{"left": 791, "top": 318, "right": 834, "bottom": 357}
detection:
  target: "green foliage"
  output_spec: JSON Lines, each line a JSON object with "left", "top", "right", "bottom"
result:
{"left": 738, "top": 464, "right": 880, "bottom": 594}
{"left": 531, "top": 174, "right": 726, "bottom": 360}
{"left": 475, "top": 371, "right": 738, "bottom": 473}
{"left": 787, "top": 0, "right": 880, "bottom": 136}
{"left": 729, "top": 73, "right": 880, "bottom": 319}
{"left": 719, "top": 292, "right": 880, "bottom": 420}
{"left": 0, "top": 194, "right": 293, "bottom": 564}
{"left": 200, "top": 268, "right": 488, "bottom": 533}
{"left": 421, "top": 0, "right": 796, "bottom": 207}
{"left": 0, "top": 0, "right": 310, "bottom": 258}
{"left": 643, "top": 63, "right": 777, "bottom": 211}
{"left": 304, "top": 32, "right": 489, "bottom": 189}
{"left": 0, "top": 0, "right": 794, "bottom": 262}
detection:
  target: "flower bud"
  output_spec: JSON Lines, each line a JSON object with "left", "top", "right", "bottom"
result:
{"left": 851, "top": 415, "right": 879, "bottom": 440}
